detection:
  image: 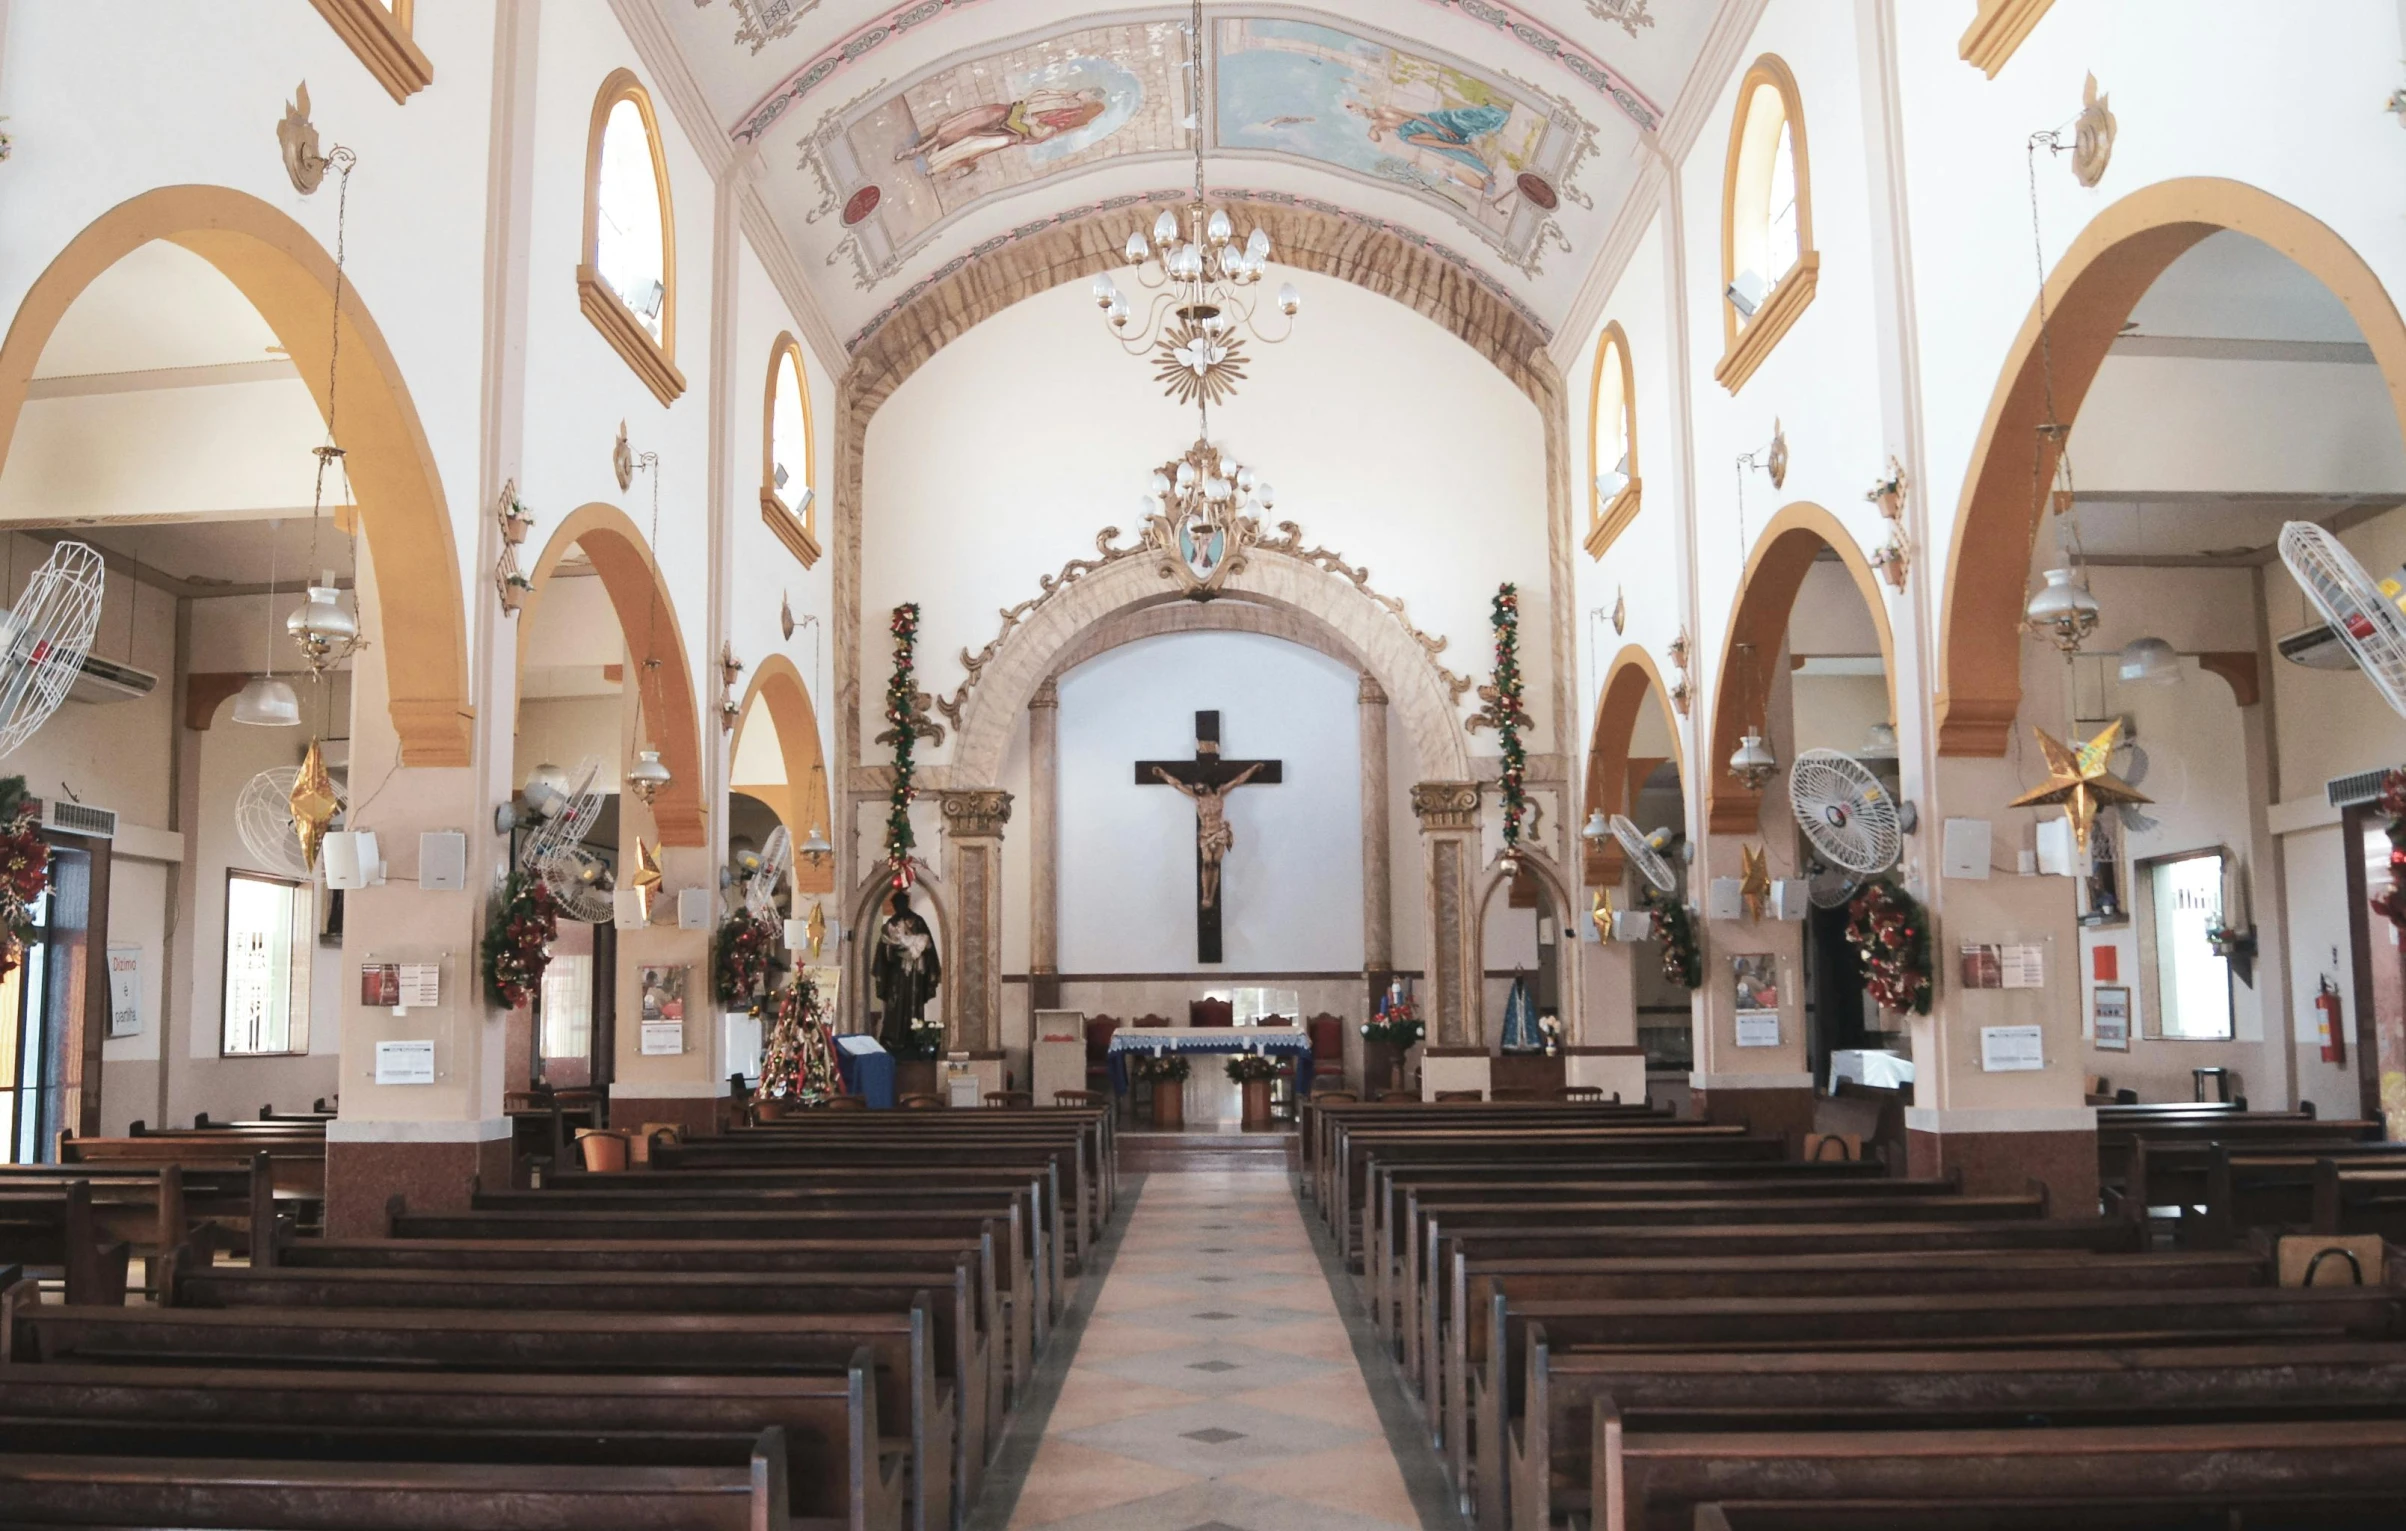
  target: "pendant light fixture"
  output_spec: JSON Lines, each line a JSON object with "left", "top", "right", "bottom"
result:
{"left": 1727, "top": 642, "right": 1778, "bottom": 792}
{"left": 795, "top": 609, "right": 831, "bottom": 866}
{"left": 624, "top": 445, "right": 673, "bottom": 808}
{"left": 2117, "top": 635, "right": 2182, "bottom": 685}
{"left": 233, "top": 520, "right": 301, "bottom": 727}
{"left": 2018, "top": 131, "right": 2101, "bottom": 656}
{"left": 290, "top": 145, "right": 367, "bottom": 683}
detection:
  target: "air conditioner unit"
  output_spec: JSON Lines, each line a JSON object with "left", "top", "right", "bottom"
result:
{"left": 66, "top": 652, "right": 157, "bottom": 706}
{"left": 40, "top": 798, "right": 117, "bottom": 839}
{"left": 2329, "top": 767, "right": 2393, "bottom": 810}
{"left": 2279, "top": 623, "right": 2358, "bottom": 671}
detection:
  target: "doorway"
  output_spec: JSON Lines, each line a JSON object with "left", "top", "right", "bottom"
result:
{"left": 2, "top": 836, "right": 105, "bottom": 1162}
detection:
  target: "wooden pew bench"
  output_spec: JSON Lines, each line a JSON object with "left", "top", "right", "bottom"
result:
{"left": 0, "top": 1359, "right": 902, "bottom": 1531}
{"left": 0, "top": 1183, "right": 128, "bottom": 1305}
{"left": 2316, "top": 1161, "right": 2406, "bottom": 1240}
{"left": 0, "top": 1155, "right": 277, "bottom": 1265}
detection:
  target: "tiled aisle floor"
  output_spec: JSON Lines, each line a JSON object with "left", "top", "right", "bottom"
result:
{"left": 987, "top": 1168, "right": 1447, "bottom": 1531}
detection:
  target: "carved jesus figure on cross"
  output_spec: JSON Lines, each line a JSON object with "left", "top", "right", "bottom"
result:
{"left": 1151, "top": 760, "right": 1266, "bottom": 910}
{"left": 1135, "top": 711, "right": 1283, "bottom": 965}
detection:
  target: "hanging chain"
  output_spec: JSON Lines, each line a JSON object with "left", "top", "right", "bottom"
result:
{"left": 309, "top": 146, "right": 357, "bottom": 582}
{"left": 636, "top": 449, "right": 664, "bottom": 745}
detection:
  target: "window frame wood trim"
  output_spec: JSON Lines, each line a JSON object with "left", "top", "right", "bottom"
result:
{"left": 761, "top": 331, "right": 820, "bottom": 569}
{"left": 1585, "top": 321, "right": 1641, "bottom": 560}
{"left": 1960, "top": 0, "right": 2055, "bottom": 78}
{"left": 580, "top": 69, "right": 686, "bottom": 406}
{"left": 305, "top": 0, "right": 432, "bottom": 104}
{"left": 217, "top": 868, "right": 312, "bottom": 1060}
{"left": 1717, "top": 55, "right": 1816, "bottom": 394}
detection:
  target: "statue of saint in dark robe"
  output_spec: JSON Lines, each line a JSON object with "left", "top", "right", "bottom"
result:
{"left": 873, "top": 890, "right": 942, "bottom": 1051}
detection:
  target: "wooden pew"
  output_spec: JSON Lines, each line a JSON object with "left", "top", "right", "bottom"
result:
{"left": 0, "top": 1182, "right": 129, "bottom": 1305}
{"left": 2097, "top": 1111, "right": 2379, "bottom": 1191}
{"left": 4, "top": 1281, "right": 956, "bottom": 1531}
{"left": 58, "top": 1127, "right": 327, "bottom": 1215}
{"left": 2315, "top": 1161, "right": 2406, "bottom": 1240}
{"left": 0, "top": 1425, "right": 800, "bottom": 1531}
{"left": 0, "top": 1153, "right": 277, "bottom": 1264}
{"left": 168, "top": 1255, "right": 991, "bottom": 1516}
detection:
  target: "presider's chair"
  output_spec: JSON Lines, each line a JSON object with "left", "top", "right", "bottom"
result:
{"left": 1189, "top": 998, "right": 1233, "bottom": 1028}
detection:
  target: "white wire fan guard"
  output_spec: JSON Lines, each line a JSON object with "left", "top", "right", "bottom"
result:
{"left": 2279, "top": 521, "right": 2406, "bottom": 719}
{"left": 544, "top": 845, "right": 617, "bottom": 924}
{"left": 1609, "top": 814, "right": 1677, "bottom": 894}
{"left": 0, "top": 541, "right": 105, "bottom": 760}
{"left": 519, "top": 758, "right": 612, "bottom": 920}
{"left": 745, "top": 826, "right": 792, "bottom": 921}
{"left": 1789, "top": 749, "right": 1903, "bottom": 877}
{"left": 235, "top": 767, "right": 319, "bottom": 882}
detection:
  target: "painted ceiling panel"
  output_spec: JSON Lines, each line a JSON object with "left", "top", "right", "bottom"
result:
{"left": 650, "top": 1, "right": 1718, "bottom": 348}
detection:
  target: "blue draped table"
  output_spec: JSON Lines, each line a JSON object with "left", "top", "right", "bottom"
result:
{"left": 834, "top": 1034, "right": 896, "bottom": 1109}
{"left": 1106, "top": 1026, "right": 1314, "bottom": 1098}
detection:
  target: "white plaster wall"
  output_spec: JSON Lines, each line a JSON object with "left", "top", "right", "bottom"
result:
{"left": 1055, "top": 631, "right": 1363, "bottom": 976}
{"left": 2075, "top": 356, "right": 2406, "bottom": 496}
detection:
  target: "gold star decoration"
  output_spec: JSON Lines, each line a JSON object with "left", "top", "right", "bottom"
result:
{"left": 288, "top": 737, "right": 342, "bottom": 871}
{"left": 1592, "top": 887, "right": 1615, "bottom": 941}
{"left": 2009, "top": 719, "right": 2151, "bottom": 855}
{"left": 805, "top": 901, "right": 826, "bottom": 962}
{"left": 1739, "top": 843, "right": 1772, "bottom": 922}
{"left": 626, "top": 835, "right": 664, "bottom": 917}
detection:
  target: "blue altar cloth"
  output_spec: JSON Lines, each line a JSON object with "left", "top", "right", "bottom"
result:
{"left": 835, "top": 1034, "right": 896, "bottom": 1109}
{"left": 1106, "top": 1027, "right": 1314, "bottom": 1098}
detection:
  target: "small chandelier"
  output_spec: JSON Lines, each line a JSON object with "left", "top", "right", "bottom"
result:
{"left": 625, "top": 746, "right": 672, "bottom": 806}
{"left": 2018, "top": 131, "right": 2101, "bottom": 658}
{"left": 287, "top": 567, "right": 362, "bottom": 675}
{"left": 1092, "top": 0, "right": 1298, "bottom": 411}
{"left": 1727, "top": 642, "right": 1779, "bottom": 791}
{"left": 1581, "top": 809, "right": 1612, "bottom": 842}
{"left": 799, "top": 762, "right": 834, "bottom": 864}
{"left": 291, "top": 141, "right": 369, "bottom": 685}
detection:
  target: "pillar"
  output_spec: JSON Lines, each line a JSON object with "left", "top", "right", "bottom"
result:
{"left": 1026, "top": 679, "right": 1061, "bottom": 1011}
{"left": 1411, "top": 782, "right": 1482, "bottom": 1048}
{"left": 941, "top": 789, "right": 1012, "bottom": 1054}
{"left": 1359, "top": 676, "right": 1393, "bottom": 1006}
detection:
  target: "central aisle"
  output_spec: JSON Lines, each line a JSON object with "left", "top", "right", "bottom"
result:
{"left": 991, "top": 1169, "right": 1441, "bottom": 1531}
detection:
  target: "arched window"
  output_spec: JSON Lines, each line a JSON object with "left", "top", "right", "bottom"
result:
{"left": 580, "top": 70, "right": 685, "bottom": 404}
{"left": 1715, "top": 55, "right": 1816, "bottom": 393}
{"left": 761, "top": 333, "right": 821, "bottom": 568}
{"left": 1586, "top": 322, "right": 1641, "bottom": 560}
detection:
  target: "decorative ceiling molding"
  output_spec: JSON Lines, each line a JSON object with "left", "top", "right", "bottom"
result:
{"left": 734, "top": 0, "right": 991, "bottom": 145}
{"left": 739, "top": 184, "right": 849, "bottom": 369}
{"left": 846, "top": 186, "right": 1549, "bottom": 355}
{"left": 1411, "top": 0, "right": 1663, "bottom": 129}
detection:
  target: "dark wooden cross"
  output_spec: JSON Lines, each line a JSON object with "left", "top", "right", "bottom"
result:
{"left": 1135, "top": 710, "right": 1283, "bottom": 964}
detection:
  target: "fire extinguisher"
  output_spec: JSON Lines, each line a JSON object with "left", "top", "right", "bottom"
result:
{"left": 2315, "top": 978, "right": 2347, "bottom": 1065}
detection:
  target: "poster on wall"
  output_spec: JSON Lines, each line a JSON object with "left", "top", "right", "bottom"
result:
{"left": 1732, "top": 954, "right": 1781, "bottom": 1048}
{"left": 2093, "top": 985, "right": 2131, "bottom": 1051}
{"left": 639, "top": 965, "right": 687, "bottom": 1056}
{"left": 105, "top": 946, "right": 141, "bottom": 1037}
{"left": 1980, "top": 1024, "right": 2046, "bottom": 1071}
{"left": 1959, "top": 943, "right": 2046, "bottom": 990}
{"left": 374, "top": 1039, "right": 436, "bottom": 1085}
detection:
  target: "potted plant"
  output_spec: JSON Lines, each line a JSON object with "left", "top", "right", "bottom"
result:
{"left": 891, "top": 1014, "right": 945, "bottom": 1100}
{"left": 1134, "top": 1052, "right": 1190, "bottom": 1130}
{"left": 1227, "top": 1052, "right": 1280, "bottom": 1131}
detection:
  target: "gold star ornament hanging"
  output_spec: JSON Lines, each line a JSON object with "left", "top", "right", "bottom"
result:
{"left": 2009, "top": 719, "right": 2151, "bottom": 854}
{"left": 627, "top": 835, "right": 664, "bottom": 918}
{"left": 1592, "top": 887, "right": 1614, "bottom": 941}
{"left": 288, "top": 737, "right": 342, "bottom": 871}
{"left": 1740, "top": 843, "right": 1772, "bottom": 923}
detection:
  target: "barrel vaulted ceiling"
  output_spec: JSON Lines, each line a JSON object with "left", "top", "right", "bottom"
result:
{"left": 648, "top": 1, "right": 1726, "bottom": 354}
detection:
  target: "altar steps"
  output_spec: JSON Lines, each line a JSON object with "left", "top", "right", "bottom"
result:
{"left": 1121, "top": 1129, "right": 1298, "bottom": 1174}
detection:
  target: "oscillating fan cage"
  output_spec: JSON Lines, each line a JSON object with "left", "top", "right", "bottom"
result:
{"left": 1788, "top": 749, "right": 1902, "bottom": 877}
{"left": 235, "top": 767, "right": 320, "bottom": 883}
{"left": 519, "top": 759, "right": 604, "bottom": 875}
{"left": 1609, "top": 813, "right": 1677, "bottom": 893}
{"left": 746, "top": 826, "right": 793, "bottom": 921}
{"left": 0, "top": 541, "right": 105, "bottom": 761}
{"left": 2280, "top": 521, "right": 2406, "bottom": 719}
{"left": 544, "top": 845, "right": 617, "bottom": 924}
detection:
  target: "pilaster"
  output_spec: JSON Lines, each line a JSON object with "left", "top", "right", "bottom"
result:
{"left": 1026, "top": 679, "right": 1061, "bottom": 1011}
{"left": 1412, "top": 781, "right": 1481, "bottom": 1047}
{"left": 1358, "top": 675, "right": 1393, "bottom": 1003}
{"left": 940, "top": 789, "right": 1012, "bottom": 1052}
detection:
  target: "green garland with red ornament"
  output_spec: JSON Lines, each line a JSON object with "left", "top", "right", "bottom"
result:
{"left": 482, "top": 868, "right": 559, "bottom": 1010}
{"left": 0, "top": 777, "right": 50, "bottom": 982}
{"left": 713, "top": 909, "right": 778, "bottom": 1009}
{"left": 884, "top": 602, "right": 921, "bottom": 888}
{"left": 1644, "top": 888, "right": 1701, "bottom": 990}
{"left": 1845, "top": 878, "right": 1934, "bottom": 1016}
{"left": 2370, "top": 768, "right": 2406, "bottom": 932}
{"left": 1480, "top": 583, "right": 1534, "bottom": 859}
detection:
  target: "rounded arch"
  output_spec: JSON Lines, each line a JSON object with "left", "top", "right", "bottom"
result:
{"left": 1583, "top": 643, "right": 1688, "bottom": 886}
{"left": 580, "top": 69, "right": 684, "bottom": 402}
{"left": 0, "top": 185, "right": 471, "bottom": 764}
{"left": 515, "top": 503, "right": 707, "bottom": 846}
{"left": 1719, "top": 54, "right": 1815, "bottom": 362}
{"left": 948, "top": 550, "right": 1474, "bottom": 789}
{"left": 1938, "top": 176, "right": 2406, "bottom": 754}
{"left": 1708, "top": 501, "right": 1896, "bottom": 835}
{"left": 1588, "top": 320, "right": 1640, "bottom": 551}
{"left": 1471, "top": 844, "right": 1584, "bottom": 1046}
{"left": 730, "top": 652, "right": 834, "bottom": 894}
{"left": 761, "top": 330, "right": 816, "bottom": 543}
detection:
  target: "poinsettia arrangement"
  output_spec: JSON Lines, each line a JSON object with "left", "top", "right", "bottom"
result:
{"left": 1361, "top": 987, "right": 1425, "bottom": 1047}
{"left": 483, "top": 869, "right": 558, "bottom": 1010}
{"left": 884, "top": 602, "right": 921, "bottom": 888}
{"left": 713, "top": 910, "right": 778, "bottom": 1008}
{"left": 1845, "top": 878, "right": 1934, "bottom": 1016}
{"left": 1133, "top": 1053, "right": 1191, "bottom": 1084}
{"left": 0, "top": 777, "right": 49, "bottom": 982}
{"left": 1645, "top": 888, "right": 1701, "bottom": 991}
{"left": 1226, "top": 1053, "right": 1281, "bottom": 1083}
{"left": 2370, "top": 768, "right": 2406, "bottom": 932}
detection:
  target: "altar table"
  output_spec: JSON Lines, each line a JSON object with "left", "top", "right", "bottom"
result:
{"left": 1106, "top": 1025, "right": 1315, "bottom": 1101}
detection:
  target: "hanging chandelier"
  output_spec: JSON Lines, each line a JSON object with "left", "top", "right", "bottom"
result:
{"left": 1138, "top": 430, "right": 1275, "bottom": 599}
{"left": 290, "top": 145, "right": 367, "bottom": 681}
{"left": 2019, "top": 132, "right": 2100, "bottom": 656}
{"left": 624, "top": 447, "right": 674, "bottom": 809}
{"left": 1727, "top": 642, "right": 1778, "bottom": 792}
{"left": 1091, "top": 0, "right": 1298, "bottom": 409}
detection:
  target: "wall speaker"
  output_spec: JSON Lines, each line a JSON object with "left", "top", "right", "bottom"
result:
{"left": 419, "top": 831, "right": 467, "bottom": 892}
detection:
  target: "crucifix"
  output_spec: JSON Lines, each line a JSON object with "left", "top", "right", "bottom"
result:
{"left": 1135, "top": 710, "right": 1283, "bottom": 964}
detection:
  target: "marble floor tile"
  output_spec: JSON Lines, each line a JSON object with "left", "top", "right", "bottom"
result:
{"left": 1005, "top": 1438, "right": 1199, "bottom": 1529}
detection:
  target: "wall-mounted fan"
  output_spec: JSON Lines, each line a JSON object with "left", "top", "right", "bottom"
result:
{"left": 1789, "top": 749, "right": 1911, "bottom": 906}
{"left": 235, "top": 766, "right": 323, "bottom": 882}
{"left": 2279, "top": 521, "right": 2406, "bottom": 719}
{"left": 744, "top": 825, "right": 792, "bottom": 922}
{"left": 1609, "top": 813, "right": 1679, "bottom": 894}
{"left": 519, "top": 757, "right": 613, "bottom": 923}
{"left": 0, "top": 541, "right": 105, "bottom": 759}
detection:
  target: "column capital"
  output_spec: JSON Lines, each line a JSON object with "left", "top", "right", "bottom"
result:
{"left": 1357, "top": 674, "right": 1388, "bottom": 707}
{"left": 939, "top": 787, "right": 1014, "bottom": 839}
{"left": 1410, "top": 780, "right": 1481, "bottom": 832}
{"left": 1028, "top": 676, "right": 1060, "bottom": 710}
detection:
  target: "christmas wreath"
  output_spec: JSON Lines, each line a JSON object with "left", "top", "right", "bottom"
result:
{"left": 1845, "top": 879, "right": 1934, "bottom": 1016}
{"left": 713, "top": 909, "right": 779, "bottom": 1009}
{"left": 1645, "top": 889, "right": 1702, "bottom": 991}
{"left": 1480, "top": 583, "right": 1534, "bottom": 858}
{"left": 483, "top": 869, "right": 558, "bottom": 1010}
{"left": 883, "top": 602, "right": 922, "bottom": 888}
{"left": 0, "top": 777, "right": 50, "bottom": 982}
{"left": 2370, "top": 768, "right": 2406, "bottom": 932}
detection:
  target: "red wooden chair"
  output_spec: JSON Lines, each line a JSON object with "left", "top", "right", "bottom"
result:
{"left": 1189, "top": 998, "right": 1234, "bottom": 1028}
{"left": 1084, "top": 1015, "right": 1120, "bottom": 1094}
